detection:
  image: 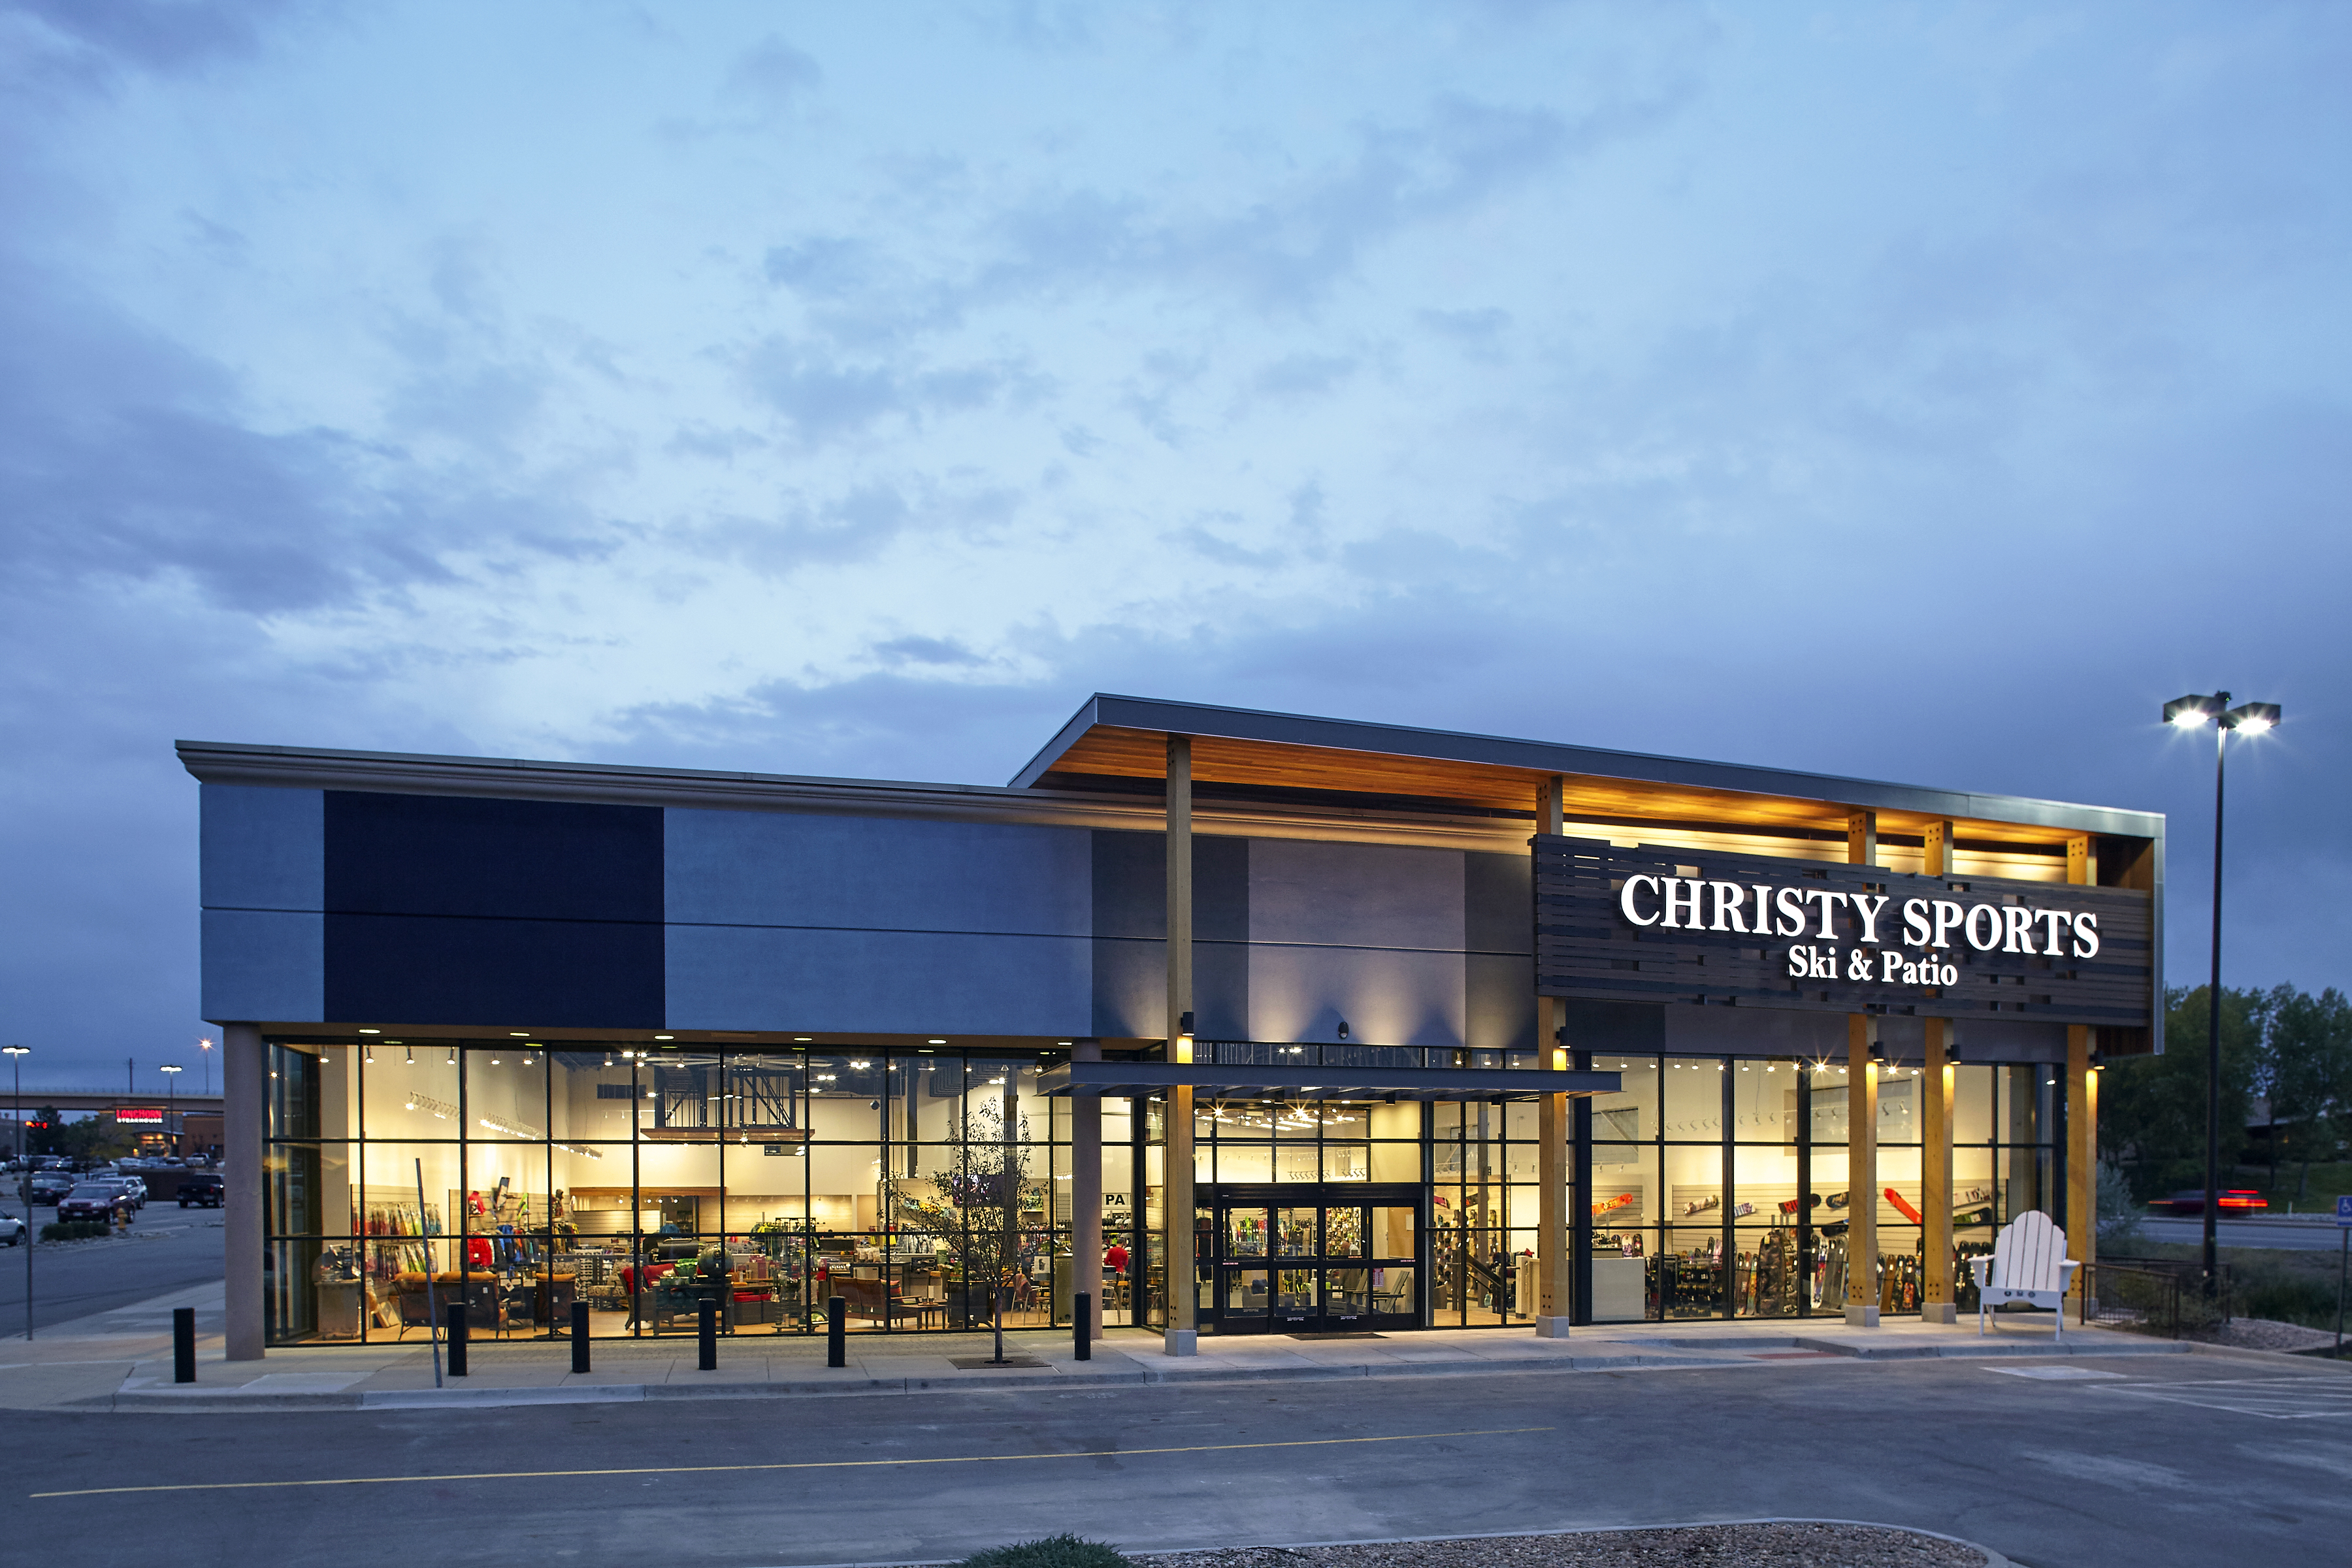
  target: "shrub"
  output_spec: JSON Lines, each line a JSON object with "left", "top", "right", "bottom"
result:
{"left": 40, "top": 1220, "right": 110, "bottom": 1242}
{"left": 958, "top": 1537, "right": 1134, "bottom": 1568}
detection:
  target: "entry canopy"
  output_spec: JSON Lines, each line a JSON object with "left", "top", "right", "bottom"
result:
{"left": 1037, "top": 1060, "right": 1620, "bottom": 1102}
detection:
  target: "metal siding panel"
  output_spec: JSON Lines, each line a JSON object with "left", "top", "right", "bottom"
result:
{"left": 668, "top": 925, "right": 1091, "bottom": 1036}
{"left": 1249, "top": 839, "right": 1465, "bottom": 951}
{"left": 201, "top": 785, "right": 322, "bottom": 912}
{"left": 1247, "top": 945, "right": 1466, "bottom": 1050}
{"left": 324, "top": 913, "right": 663, "bottom": 1029}
{"left": 201, "top": 909, "right": 324, "bottom": 1023}
{"left": 325, "top": 792, "right": 661, "bottom": 922}
{"left": 666, "top": 808, "right": 1090, "bottom": 934}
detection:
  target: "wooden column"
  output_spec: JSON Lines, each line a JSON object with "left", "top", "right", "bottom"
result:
{"left": 1534, "top": 775, "right": 1570, "bottom": 1337}
{"left": 1921, "top": 1020, "right": 1955, "bottom": 1322}
{"left": 1071, "top": 1040, "right": 1103, "bottom": 1339}
{"left": 2065, "top": 832, "right": 2095, "bottom": 1309}
{"left": 1163, "top": 734, "right": 1197, "bottom": 1355}
{"left": 1845, "top": 809, "right": 1880, "bottom": 1326}
{"left": 1921, "top": 818, "right": 1957, "bottom": 1323}
{"left": 1845, "top": 1016, "right": 1880, "bottom": 1326}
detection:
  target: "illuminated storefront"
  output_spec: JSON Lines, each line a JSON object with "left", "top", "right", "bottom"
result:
{"left": 189, "top": 695, "right": 2158, "bottom": 1354}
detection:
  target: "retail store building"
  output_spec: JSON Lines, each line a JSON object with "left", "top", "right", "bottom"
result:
{"left": 185, "top": 695, "right": 2161, "bottom": 1358}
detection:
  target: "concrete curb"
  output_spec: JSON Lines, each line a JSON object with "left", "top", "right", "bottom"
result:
{"left": 78, "top": 1330, "right": 2198, "bottom": 1412}
{"left": 779, "top": 1518, "right": 2016, "bottom": 1568}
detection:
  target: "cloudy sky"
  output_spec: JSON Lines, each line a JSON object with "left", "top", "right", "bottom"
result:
{"left": 1, "top": 1, "right": 2344, "bottom": 1089}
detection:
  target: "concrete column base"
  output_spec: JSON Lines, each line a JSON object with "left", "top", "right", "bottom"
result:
{"left": 1919, "top": 1302, "right": 1957, "bottom": 1325}
{"left": 1163, "top": 1329, "right": 1198, "bottom": 1356}
{"left": 1533, "top": 1315, "right": 1571, "bottom": 1339}
{"left": 1843, "top": 1303, "right": 1880, "bottom": 1328}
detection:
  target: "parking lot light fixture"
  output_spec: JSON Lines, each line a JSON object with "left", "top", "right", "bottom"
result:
{"left": 2163, "top": 690, "right": 2282, "bottom": 1291}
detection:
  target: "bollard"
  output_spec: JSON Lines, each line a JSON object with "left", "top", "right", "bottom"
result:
{"left": 572, "top": 1300, "right": 591, "bottom": 1374}
{"left": 173, "top": 1306, "right": 197, "bottom": 1383}
{"left": 448, "top": 1301, "right": 468, "bottom": 1377}
{"left": 1074, "top": 1292, "right": 1091, "bottom": 1361}
{"left": 698, "top": 1296, "right": 717, "bottom": 1371}
{"left": 826, "top": 1294, "right": 846, "bottom": 1367}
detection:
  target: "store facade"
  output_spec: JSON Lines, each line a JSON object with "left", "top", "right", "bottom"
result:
{"left": 187, "top": 694, "right": 2160, "bottom": 1357}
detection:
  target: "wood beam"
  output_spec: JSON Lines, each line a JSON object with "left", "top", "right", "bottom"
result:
{"left": 1921, "top": 1017, "right": 1955, "bottom": 1322}
{"left": 1846, "top": 814, "right": 1879, "bottom": 1326}
{"left": 1164, "top": 734, "right": 1197, "bottom": 1354}
{"left": 1536, "top": 775, "right": 1569, "bottom": 1336}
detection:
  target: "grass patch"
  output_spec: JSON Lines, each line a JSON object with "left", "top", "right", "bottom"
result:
{"left": 958, "top": 1536, "right": 1134, "bottom": 1568}
{"left": 2232, "top": 1160, "right": 2352, "bottom": 1215}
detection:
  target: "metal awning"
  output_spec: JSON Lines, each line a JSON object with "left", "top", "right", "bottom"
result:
{"left": 1035, "top": 1060, "right": 1620, "bottom": 1102}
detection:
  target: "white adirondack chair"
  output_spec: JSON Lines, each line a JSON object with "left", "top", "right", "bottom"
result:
{"left": 1970, "top": 1209, "right": 2080, "bottom": 1337}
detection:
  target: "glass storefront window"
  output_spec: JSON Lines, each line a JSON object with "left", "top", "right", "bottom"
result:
{"left": 1588, "top": 1055, "right": 1656, "bottom": 1137}
{"left": 1729, "top": 1058, "right": 1799, "bottom": 1143}
{"left": 1661, "top": 1057, "right": 1722, "bottom": 1139}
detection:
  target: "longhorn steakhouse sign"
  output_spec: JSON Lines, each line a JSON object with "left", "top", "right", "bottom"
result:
{"left": 1533, "top": 834, "right": 2155, "bottom": 1047}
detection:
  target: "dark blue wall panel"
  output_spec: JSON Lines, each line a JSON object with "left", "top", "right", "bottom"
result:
{"left": 323, "top": 792, "right": 662, "bottom": 1026}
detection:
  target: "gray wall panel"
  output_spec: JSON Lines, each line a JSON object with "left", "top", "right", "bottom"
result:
{"left": 668, "top": 924, "right": 1091, "bottom": 1036}
{"left": 1662, "top": 1005, "right": 1848, "bottom": 1060}
{"left": 201, "top": 785, "right": 322, "bottom": 912}
{"left": 202, "top": 909, "right": 323, "bottom": 1022}
{"left": 1249, "top": 839, "right": 1464, "bottom": 951}
{"left": 1248, "top": 945, "right": 1466, "bottom": 1049}
{"left": 667, "top": 809, "right": 1090, "bottom": 935}
{"left": 1465, "top": 953, "right": 1535, "bottom": 1053}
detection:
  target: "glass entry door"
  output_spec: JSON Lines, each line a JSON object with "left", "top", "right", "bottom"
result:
{"left": 1209, "top": 1186, "right": 1420, "bottom": 1333}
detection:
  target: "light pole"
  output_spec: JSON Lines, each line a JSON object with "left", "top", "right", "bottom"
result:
{"left": 199, "top": 1037, "right": 213, "bottom": 1098}
{"left": 2163, "top": 692, "right": 2281, "bottom": 1292}
{"left": 161, "top": 1066, "right": 184, "bottom": 1158}
{"left": 5, "top": 1045, "right": 29, "bottom": 1341}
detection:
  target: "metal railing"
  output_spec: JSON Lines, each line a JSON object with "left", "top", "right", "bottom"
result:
{"left": 2083, "top": 1256, "right": 2235, "bottom": 1339}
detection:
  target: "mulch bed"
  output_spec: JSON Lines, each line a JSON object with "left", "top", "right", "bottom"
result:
{"left": 1137, "top": 1524, "right": 1989, "bottom": 1568}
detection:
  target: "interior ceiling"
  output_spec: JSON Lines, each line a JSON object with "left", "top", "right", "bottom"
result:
{"left": 1040, "top": 725, "right": 2080, "bottom": 849}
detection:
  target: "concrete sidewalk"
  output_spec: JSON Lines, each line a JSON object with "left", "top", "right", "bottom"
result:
{"left": 1, "top": 1281, "right": 2258, "bottom": 1413}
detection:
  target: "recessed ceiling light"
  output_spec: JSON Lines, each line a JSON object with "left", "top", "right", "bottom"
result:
{"left": 510, "top": 1032, "right": 529, "bottom": 1037}
{"left": 927, "top": 1038, "right": 947, "bottom": 1045}
{"left": 794, "top": 1036, "right": 812, "bottom": 1043}
{"left": 654, "top": 1035, "right": 673, "bottom": 1041}
{"left": 357, "top": 1028, "right": 380, "bottom": 1035}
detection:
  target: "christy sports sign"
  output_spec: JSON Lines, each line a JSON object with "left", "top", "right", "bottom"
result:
{"left": 1533, "top": 835, "right": 2154, "bottom": 1033}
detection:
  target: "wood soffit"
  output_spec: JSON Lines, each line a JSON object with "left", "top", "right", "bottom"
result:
{"left": 1040, "top": 725, "right": 2127, "bottom": 851}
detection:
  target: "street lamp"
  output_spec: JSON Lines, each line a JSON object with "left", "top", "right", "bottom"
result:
{"left": 2163, "top": 691, "right": 2282, "bottom": 1292}
{"left": 161, "top": 1065, "right": 184, "bottom": 1158}
{"left": 199, "top": 1037, "right": 213, "bottom": 1098}
{"left": 5, "top": 1045, "right": 28, "bottom": 1342}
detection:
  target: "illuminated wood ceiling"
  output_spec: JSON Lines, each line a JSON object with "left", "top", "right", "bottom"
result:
{"left": 1037, "top": 724, "right": 2097, "bottom": 849}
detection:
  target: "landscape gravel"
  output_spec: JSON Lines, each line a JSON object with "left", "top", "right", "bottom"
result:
{"left": 1137, "top": 1523, "right": 1988, "bottom": 1568}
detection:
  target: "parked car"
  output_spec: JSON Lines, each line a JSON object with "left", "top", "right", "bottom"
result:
{"left": 56, "top": 1184, "right": 133, "bottom": 1224}
{"left": 2162, "top": 1188, "right": 2268, "bottom": 1215}
{"left": 0, "top": 1213, "right": 22, "bottom": 1245}
{"left": 27, "top": 1171, "right": 74, "bottom": 1204}
{"left": 176, "top": 1172, "right": 224, "bottom": 1209}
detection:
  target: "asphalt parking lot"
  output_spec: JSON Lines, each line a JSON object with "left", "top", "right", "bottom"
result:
{"left": 0, "top": 1197, "right": 227, "bottom": 1336}
{"left": 11, "top": 1350, "right": 2347, "bottom": 1568}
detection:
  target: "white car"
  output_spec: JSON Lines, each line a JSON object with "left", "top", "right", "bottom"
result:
{"left": 0, "top": 1213, "right": 24, "bottom": 1246}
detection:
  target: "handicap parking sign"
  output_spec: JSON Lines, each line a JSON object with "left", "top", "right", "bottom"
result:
{"left": 2337, "top": 1194, "right": 2352, "bottom": 1227}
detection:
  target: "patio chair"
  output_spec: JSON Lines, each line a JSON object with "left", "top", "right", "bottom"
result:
{"left": 1968, "top": 1210, "right": 2080, "bottom": 1338}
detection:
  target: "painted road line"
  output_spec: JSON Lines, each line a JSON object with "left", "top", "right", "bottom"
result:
{"left": 29, "top": 1424, "right": 1554, "bottom": 1499}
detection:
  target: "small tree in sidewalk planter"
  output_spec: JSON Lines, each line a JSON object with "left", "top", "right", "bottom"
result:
{"left": 879, "top": 1096, "right": 1047, "bottom": 1364}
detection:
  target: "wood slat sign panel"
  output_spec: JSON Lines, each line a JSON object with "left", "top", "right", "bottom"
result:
{"left": 1533, "top": 835, "right": 2154, "bottom": 1032}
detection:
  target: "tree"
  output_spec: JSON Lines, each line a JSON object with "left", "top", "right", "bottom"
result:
{"left": 2262, "top": 986, "right": 2352, "bottom": 1199}
{"left": 2099, "top": 985, "right": 2266, "bottom": 1201}
{"left": 880, "top": 1096, "right": 1043, "bottom": 1363}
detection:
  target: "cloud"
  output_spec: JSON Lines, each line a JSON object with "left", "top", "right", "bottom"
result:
{"left": 873, "top": 634, "right": 986, "bottom": 668}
